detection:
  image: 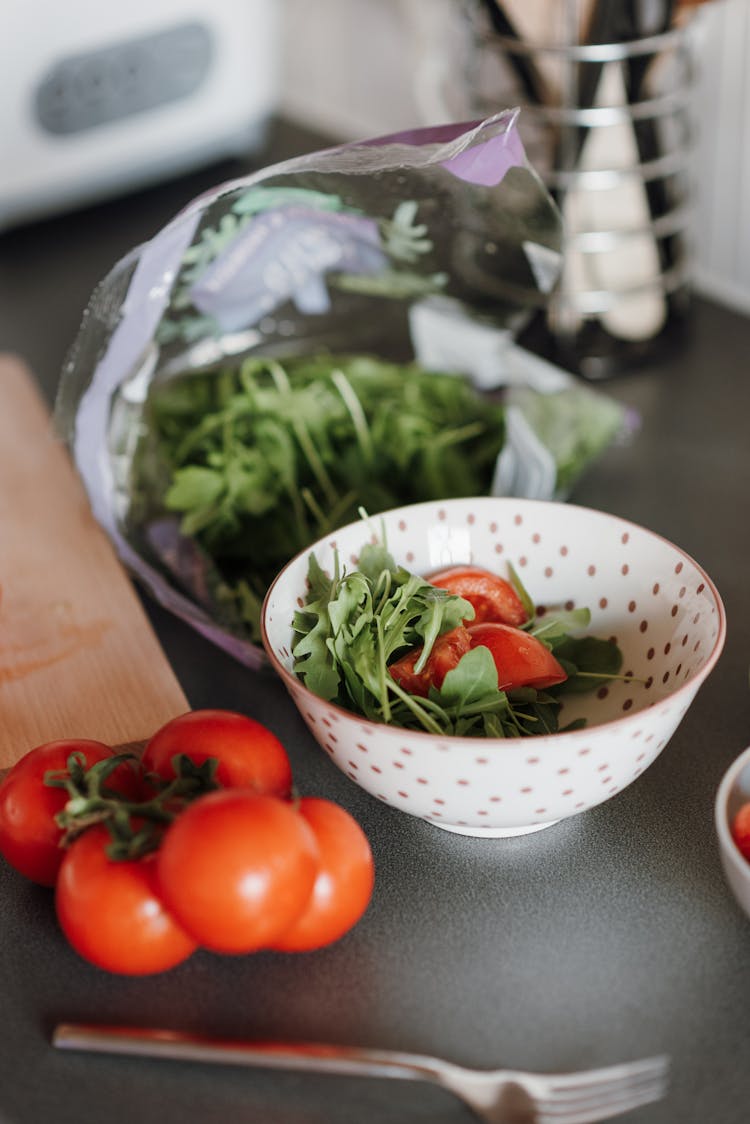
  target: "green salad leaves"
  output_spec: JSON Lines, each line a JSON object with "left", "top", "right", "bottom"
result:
{"left": 292, "top": 543, "right": 624, "bottom": 738}
{"left": 129, "top": 353, "right": 626, "bottom": 646}
{"left": 131, "top": 354, "right": 505, "bottom": 640}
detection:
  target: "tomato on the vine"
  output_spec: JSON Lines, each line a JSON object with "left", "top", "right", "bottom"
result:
{"left": 388, "top": 627, "right": 471, "bottom": 698}
{"left": 428, "top": 565, "right": 528, "bottom": 627}
{"left": 467, "top": 622, "right": 567, "bottom": 690}
{"left": 55, "top": 825, "right": 197, "bottom": 976}
{"left": 156, "top": 790, "right": 320, "bottom": 954}
{"left": 271, "top": 798, "right": 374, "bottom": 953}
{"left": 141, "top": 709, "right": 292, "bottom": 799}
{"left": 0, "top": 739, "right": 141, "bottom": 886}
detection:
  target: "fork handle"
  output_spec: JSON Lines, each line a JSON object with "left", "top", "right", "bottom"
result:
{"left": 53, "top": 1023, "right": 448, "bottom": 1087}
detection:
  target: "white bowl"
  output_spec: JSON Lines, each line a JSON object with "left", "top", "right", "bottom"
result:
{"left": 715, "top": 745, "right": 750, "bottom": 919}
{"left": 262, "top": 497, "right": 726, "bottom": 837}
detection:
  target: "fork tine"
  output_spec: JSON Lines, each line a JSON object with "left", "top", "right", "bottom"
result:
{"left": 537, "top": 1085, "right": 668, "bottom": 1123}
{"left": 537, "top": 1086, "right": 666, "bottom": 1124}
{"left": 542, "top": 1056, "right": 670, "bottom": 1096}
{"left": 533, "top": 1056, "right": 669, "bottom": 1124}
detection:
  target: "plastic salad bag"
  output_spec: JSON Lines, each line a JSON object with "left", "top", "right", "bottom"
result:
{"left": 55, "top": 110, "right": 630, "bottom": 670}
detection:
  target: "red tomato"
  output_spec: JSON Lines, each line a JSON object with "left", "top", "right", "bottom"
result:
{"left": 467, "top": 622, "right": 567, "bottom": 691}
{"left": 428, "top": 566, "right": 528, "bottom": 627}
{"left": 55, "top": 825, "right": 197, "bottom": 976}
{"left": 0, "top": 739, "right": 142, "bottom": 887}
{"left": 271, "top": 798, "right": 375, "bottom": 953}
{"left": 142, "top": 709, "right": 292, "bottom": 799}
{"left": 156, "top": 790, "right": 320, "bottom": 954}
{"left": 731, "top": 803, "right": 750, "bottom": 861}
{"left": 388, "top": 626, "right": 472, "bottom": 698}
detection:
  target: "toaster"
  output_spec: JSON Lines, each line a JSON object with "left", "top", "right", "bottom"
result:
{"left": 1, "top": 0, "right": 280, "bottom": 230}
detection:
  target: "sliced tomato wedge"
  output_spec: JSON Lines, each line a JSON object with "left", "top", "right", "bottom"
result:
{"left": 428, "top": 565, "right": 528, "bottom": 627}
{"left": 388, "top": 626, "right": 471, "bottom": 698}
{"left": 467, "top": 622, "right": 567, "bottom": 691}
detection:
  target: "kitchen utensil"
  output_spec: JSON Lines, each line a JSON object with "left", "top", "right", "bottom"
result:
{"left": 0, "top": 356, "right": 188, "bottom": 769}
{"left": 557, "top": 60, "right": 668, "bottom": 344}
{"left": 53, "top": 1022, "right": 669, "bottom": 1124}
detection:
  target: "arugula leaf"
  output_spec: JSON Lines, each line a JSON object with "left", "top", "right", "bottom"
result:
{"left": 433, "top": 645, "right": 500, "bottom": 710}
{"left": 307, "top": 551, "right": 337, "bottom": 603}
{"left": 530, "top": 607, "right": 591, "bottom": 645}
{"left": 507, "top": 561, "right": 535, "bottom": 621}
{"left": 550, "top": 635, "right": 624, "bottom": 694}
{"left": 412, "top": 587, "right": 473, "bottom": 672}
{"left": 291, "top": 555, "right": 340, "bottom": 702}
{"left": 357, "top": 540, "right": 397, "bottom": 584}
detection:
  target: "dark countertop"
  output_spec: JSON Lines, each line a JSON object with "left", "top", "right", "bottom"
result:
{"left": 1, "top": 116, "right": 750, "bottom": 1124}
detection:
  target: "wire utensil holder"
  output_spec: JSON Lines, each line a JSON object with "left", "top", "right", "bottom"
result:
{"left": 451, "top": 0, "right": 697, "bottom": 378}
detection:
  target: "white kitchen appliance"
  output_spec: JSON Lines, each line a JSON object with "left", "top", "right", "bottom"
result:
{"left": 1, "top": 0, "right": 280, "bottom": 230}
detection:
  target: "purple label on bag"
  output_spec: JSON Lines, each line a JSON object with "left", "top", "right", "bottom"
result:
{"left": 190, "top": 206, "right": 386, "bottom": 331}
{"left": 355, "top": 112, "right": 526, "bottom": 187}
{"left": 440, "top": 127, "right": 526, "bottom": 187}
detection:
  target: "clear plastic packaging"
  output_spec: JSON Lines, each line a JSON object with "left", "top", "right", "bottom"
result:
{"left": 55, "top": 111, "right": 628, "bottom": 668}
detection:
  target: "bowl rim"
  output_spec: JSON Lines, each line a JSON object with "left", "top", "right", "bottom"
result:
{"left": 715, "top": 744, "right": 750, "bottom": 880}
{"left": 261, "top": 496, "right": 727, "bottom": 748}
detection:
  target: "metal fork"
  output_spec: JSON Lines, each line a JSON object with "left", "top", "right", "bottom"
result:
{"left": 53, "top": 1023, "right": 669, "bottom": 1124}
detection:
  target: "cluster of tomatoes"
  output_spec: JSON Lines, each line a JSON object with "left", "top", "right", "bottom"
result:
{"left": 388, "top": 565, "right": 568, "bottom": 695}
{"left": 0, "top": 709, "right": 374, "bottom": 976}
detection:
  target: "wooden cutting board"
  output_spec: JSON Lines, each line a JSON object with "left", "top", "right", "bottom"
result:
{"left": 0, "top": 356, "right": 188, "bottom": 769}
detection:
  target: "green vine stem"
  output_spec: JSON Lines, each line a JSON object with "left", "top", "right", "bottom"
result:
{"left": 44, "top": 752, "right": 221, "bottom": 861}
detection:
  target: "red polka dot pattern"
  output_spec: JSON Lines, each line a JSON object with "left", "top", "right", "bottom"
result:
{"left": 263, "top": 497, "right": 726, "bottom": 838}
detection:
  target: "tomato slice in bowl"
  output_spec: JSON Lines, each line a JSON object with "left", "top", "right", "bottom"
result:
{"left": 428, "top": 565, "right": 528, "bottom": 627}
{"left": 388, "top": 627, "right": 471, "bottom": 698}
{"left": 467, "top": 622, "right": 567, "bottom": 691}
{"left": 388, "top": 618, "right": 567, "bottom": 699}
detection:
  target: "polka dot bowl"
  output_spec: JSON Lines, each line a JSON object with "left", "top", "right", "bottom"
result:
{"left": 261, "top": 497, "right": 726, "bottom": 837}
{"left": 714, "top": 745, "right": 750, "bottom": 921}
